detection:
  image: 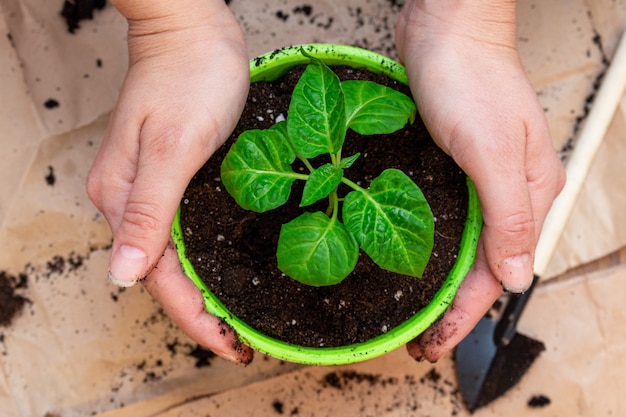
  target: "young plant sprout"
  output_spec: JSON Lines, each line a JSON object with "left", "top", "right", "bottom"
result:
{"left": 221, "top": 49, "right": 434, "bottom": 287}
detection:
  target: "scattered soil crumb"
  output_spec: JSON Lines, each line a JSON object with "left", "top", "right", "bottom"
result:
{"left": 313, "top": 367, "right": 462, "bottom": 416}
{"left": 61, "top": 0, "right": 107, "bottom": 33}
{"left": 0, "top": 271, "right": 28, "bottom": 327}
{"left": 110, "top": 287, "right": 126, "bottom": 302}
{"left": 421, "top": 367, "right": 442, "bottom": 384}
{"left": 44, "top": 98, "right": 60, "bottom": 109}
{"left": 322, "top": 370, "right": 393, "bottom": 390}
{"left": 187, "top": 344, "right": 216, "bottom": 368}
{"left": 0, "top": 245, "right": 105, "bottom": 331}
{"left": 528, "top": 394, "right": 551, "bottom": 408}
{"left": 45, "top": 165, "right": 56, "bottom": 186}
{"left": 272, "top": 399, "right": 284, "bottom": 414}
{"left": 166, "top": 338, "right": 217, "bottom": 368}
{"left": 294, "top": 5, "right": 312, "bottom": 16}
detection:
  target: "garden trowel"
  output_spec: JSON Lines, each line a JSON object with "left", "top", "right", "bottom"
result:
{"left": 455, "top": 276, "right": 545, "bottom": 412}
{"left": 455, "top": 26, "right": 626, "bottom": 413}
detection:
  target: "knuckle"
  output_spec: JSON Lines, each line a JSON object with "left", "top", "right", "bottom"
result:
{"left": 121, "top": 200, "right": 164, "bottom": 237}
{"left": 85, "top": 170, "right": 105, "bottom": 209}
{"left": 143, "top": 119, "right": 214, "bottom": 167}
{"left": 145, "top": 123, "right": 187, "bottom": 159}
{"left": 535, "top": 154, "right": 566, "bottom": 197}
{"left": 554, "top": 163, "right": 566, "bottom": 194}
{"left": 494, "top": 211, "right": 535, "bottom": 242}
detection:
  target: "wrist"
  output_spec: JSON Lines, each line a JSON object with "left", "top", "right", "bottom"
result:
{"left": 407, "top": 0, "right": 518, "bottom": 48}
{"left": 111, "top": 0, "right": 244, "bottom": 66}
{"left": 110, "top": 0, "right": 230, "bottom": 31}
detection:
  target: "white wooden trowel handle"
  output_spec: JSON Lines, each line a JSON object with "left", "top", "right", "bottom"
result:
{"left": 534, "top": 29, "right": 626, "bottom": 277}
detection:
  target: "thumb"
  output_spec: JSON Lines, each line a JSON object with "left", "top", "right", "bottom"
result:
{"left": 474, "top": 162, "right": 536, "bottom": 293}
{"left": 107, "top": 128, "right": 207, "bottom": 287}
{"left": 107, "top": 175, "right": 175, "bottom": 287}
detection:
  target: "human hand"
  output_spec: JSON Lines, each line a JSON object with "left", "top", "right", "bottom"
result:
{"left": 86, "top": 0, "right": 253, "bottom": 364}
{"left": 395, "top": 0, "right": 565, "bottom": 362}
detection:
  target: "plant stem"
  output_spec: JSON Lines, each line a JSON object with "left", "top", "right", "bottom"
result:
{"left": 333, "top": 149, "right": 342, "bottom": 168}
{"left": 330, "top": 152, "right": 338, "bottom": 167}
{"left": 298, "top": 155, "right": 315, "bottom": 172}
{"left": 281, "top": 172, "right": 309, "bottom": 181}
{"left": 341, "top": 176, "right": 366, "bottom": 193}
{"left": 327, "top": 189, "right": 339, "bottom": 218}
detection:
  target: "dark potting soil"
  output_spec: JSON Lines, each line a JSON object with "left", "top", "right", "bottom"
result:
{"left": 180, "top": 65, "right": 468, "bottom": 348}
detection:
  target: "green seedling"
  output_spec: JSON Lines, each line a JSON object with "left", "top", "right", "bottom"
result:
{"left": 221, "top": 50, "right": 434, "bottom": 286}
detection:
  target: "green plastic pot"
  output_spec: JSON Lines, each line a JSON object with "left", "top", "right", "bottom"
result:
{"left": 172, "top": 44, "right": 483, "bottom": 365}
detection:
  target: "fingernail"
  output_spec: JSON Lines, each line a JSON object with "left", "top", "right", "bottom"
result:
{"left": 108, "top": 244, "right": 148, "bottom": 287}
{"left": 501, "top": 253, "right": 532, "bottom": 293}
{"left": 221, "top": 353, "right": 250, "bottom": 367}
{"left": 217, "top": 347, "right": 253, "bottom": 367}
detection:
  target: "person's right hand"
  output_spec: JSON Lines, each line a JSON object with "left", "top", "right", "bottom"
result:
{"left": 87, "top": 0, "right": 253, "bottom": 364}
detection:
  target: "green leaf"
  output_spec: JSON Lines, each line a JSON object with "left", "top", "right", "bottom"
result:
{"left": 300, "top": 164, "right": 343, "bottom": 207}
{"left": 342, "top": 80, "right": 416, "bottom": 135}
{"left": 340, "top": 153, "right": 360, "bottom": 169}
{"left": 287, "top": 54, "right": 346, "bottom": 158}
{"left": 343, "top": 169, "right": 434, "bottom": 277}
{"left": 220, "top": 124, "right": 297, "bottom": 212}
{"left": 271, "top": 119, "right": 290, "bottom": 137}
{"left": 277, "top": 212, "right": 359, "bottom": 286}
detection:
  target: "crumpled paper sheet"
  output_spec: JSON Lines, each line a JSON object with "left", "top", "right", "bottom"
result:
{"left": 0, "top": 0, "right": 625, "bottom": 416}
{"left": 94, "top": 264, "right": 626, "bottom": 417}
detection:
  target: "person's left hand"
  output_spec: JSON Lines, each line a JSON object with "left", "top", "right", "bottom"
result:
{"left": 395, "top": 0, "right": 565, "bottom": 362}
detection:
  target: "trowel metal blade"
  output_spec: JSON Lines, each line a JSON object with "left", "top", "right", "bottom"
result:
{"left": 455, "top": 320, "right": 545, "bottom": 412}
{"left": 455, "top": 317, "right": 499, "bottom": 411}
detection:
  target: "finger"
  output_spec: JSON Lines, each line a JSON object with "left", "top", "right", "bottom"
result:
{"left": 524, "top": 123, "right": 567, "bottom": 237}
{"left": 87, "top": 107, "right": 157, "bottom": 287}
{"left": 406, "top": 240, "right": 503, "bottom": 362}
{"left": 478, "top": 106, "right": 566, "bottom": 293}
{"left": 450, "top": 123, "right": 537, "bottom": 294}
{"left": 86, "top": 103, "right": 141, "bottom": 234}
{"left": 105, "top": 112, "right": 212, "bottom": 287}
{"left": 142, "top": 241, "right": 254, "bottom": 365}
{"left": 480, "top": 169, "right": 536, "bottom": 293}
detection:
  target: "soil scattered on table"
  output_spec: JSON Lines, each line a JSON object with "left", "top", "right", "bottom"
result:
{"left": 528, "top": 394, "right": 551, "bottom": 408}
{"left": 0, "top": 271, "right": 28, "bottom": 327}
{"left": 1, "top": 245, "right": 224, "bottom": 414}
{"left": 180, "top": 65, "right": 469, "bottom": 348}
{"left": 45, "top": 165, "right": 56, "bottom": 186}
{"left": 233, "top": 2, "right": 402, "bottom": 59}
{"left": 44, "top": 98, "right": 60, "bottom": 109}
{"left": 0, "top": 248, "right": 104, "bottom": 331}
{"left": 265, "top": 366, "right": 463, "bottom": 416}
{"left": 61, "top": 0, "right": 107, "bottom": 33}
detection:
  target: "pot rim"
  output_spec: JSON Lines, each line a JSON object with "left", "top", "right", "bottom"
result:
{"left": 172, "top": 43, "right": 483, "bottom": 365}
